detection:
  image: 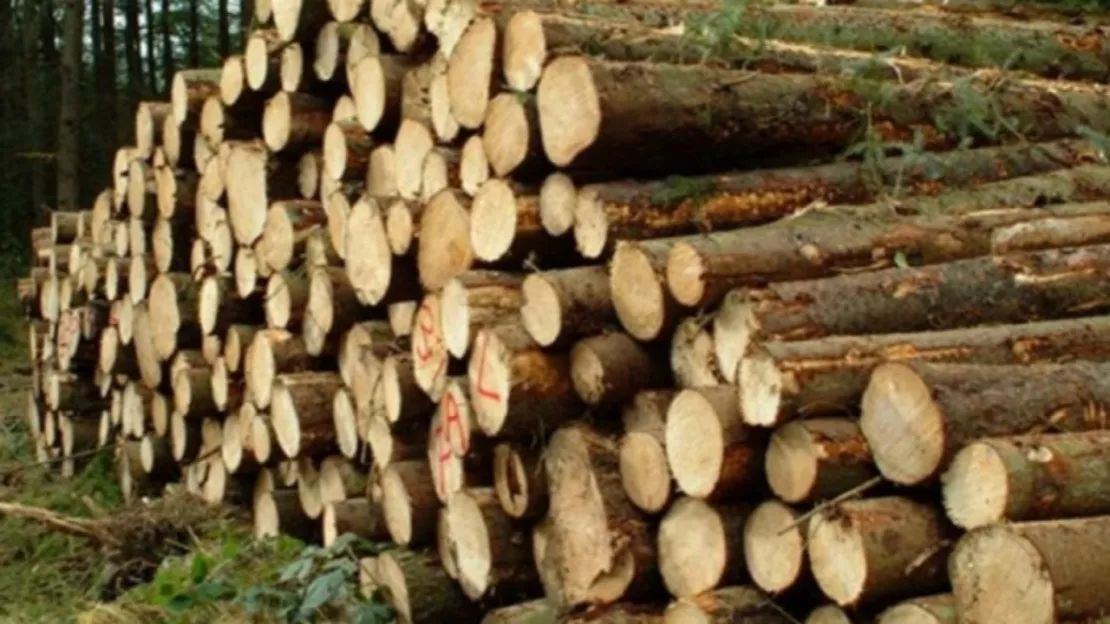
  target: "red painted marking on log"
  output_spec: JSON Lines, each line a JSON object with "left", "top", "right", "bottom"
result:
{"left": 474, "top": 335, "right": 502, "bottom": 403}
{"left": 415, "top": 304, "right": 436, "bottom": 364}
{"left": 443, "top": 391, "right": 469, "bottom": 454}
{"left": 433, "top": 423, "right": 451, "bottom": 498}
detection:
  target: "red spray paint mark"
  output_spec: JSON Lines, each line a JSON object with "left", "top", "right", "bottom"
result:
{"left": 474, "top": 335, "right": 502, "bottom": 403}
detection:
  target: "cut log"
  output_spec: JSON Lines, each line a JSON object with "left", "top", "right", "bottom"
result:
{"left": 332, "top": 386, "right": 361, "bottom": 458}
{"left": 352, "top": 54, "right": 415, "bottom": 135}
{"left": 148, "top": 273, "right": 203, "bottom": 362}
{"left": 381, "top": 460, "right": 440, "bottom": 546}
{"left": 382, "top": 353, "right": 435, "bottom": 425}
{"left": 458, "top": 134, "right": 489, "bottom": 198}
{"left": 235, "top": 246, "right": 261, "bottom": 299}
{"left": 468, "top": 323, "right": 582, "bottom": 439}
{"left": 877, "top": 594, "right": 957, "bottom": 624}
{"left": 263, "top": 91, "right": 332, "bottom": 154}
{"left": 280, "top": 41, "right": 339, "bottom": 97}
{"left": 323, "top": 120, "right": 374, "bottom": 182}
{"left": 321, "top": 497, "right": 390, "bottom": 546}
{"left": 535, "top": 56, "right": 1110, "bottom": 177}
{"left": 417, "top": 189, "right": 474, "bottom": 290}
{"left": 155, "top": 167, "right": 198, "bottom": 221}
{"left": 539, "top": 423, "right": 657, "bottom": 608}
{"left": 950, "top": 517, "right": 1110, "bottom": 623}
{"left": 226, "top": 140, "right": 302, "bottom": 245}
{"left": 314, "top": 21, "right": 378, "bottom": 84}
{"left": 219, "top": 54, "right": 261, "bottom": 109}
{"left": 271, "top": 371, "right": 344, "bottom": 457}
{"left": 318, "top": 455, "right": 369, "bottom": 505}
{"left": 389, "top": 300, "right": 417, "bottom": 338}
{"left": 943, "top": 430, "right": 1110, "bottom": 530}
{"left": 420, "top": 148, "right": 457, "bottom": 203}
{"left": 254, "top": 489, "right": 320, "bottom": 541}
{"left": 620, "top": 390, "right": 675, "bottom": 515}
{"left": 741, "top": 315, "right": 1110, "bottom": 429}
{"left": 570, "top": 332, "right": 669, "bottom": 407}
{"left": 265, "top": 271, "right": 311, "bottom": 330}
{"left": 172, "top": 69, "right": 222, "bottom": 129}
{"left": 766, "top": 418, "right": 875, "bottom": 505}
{"left": 411, "top": 294, "right": 451, "bottom": 401}
{"left": 992, "top": 210, "right": 1110, "bottom": 255}
{"left": 362, "top": 549, "right": 482, "bottom": 624}
{"left": 665, "top": 386, "right": 765, "bottom": 500}
{"left": 244, "top": 29, "right": 284, "bottom": 94}
{"left": 482, "top": 92, "right": 544, "bottom": 179}
{"left": 439, "top": 270, "right": 523, "bottom": 359}
{"left": 862, "top": 360, "right": 1110, "bottom": 487}
{"left": 659, "top": 497, "right": 750, "bottom": 598}
{"left": 809, "top": 497, "right": 952, "bottom": 607}
{"left": 135, "top": 101, "right": 173, "bottom": 160}
{"left": 446, "top": 488, "right": 537, "bottom": 602}
{"left": 610, "top": 239, "right": 685, "bottom": 342}
{"left": 669, "top": 318, "right": 725, "bottom": 389}
{"left": 538, "top": 172, "right": 576, "bottom": 238}
{"left": 664, "top": 586, "right": 790, "bottom": 624}
{"left": 493, "top": 442, "right": 547, "bottom": 520}
{"left": 345, "top": 197, "right": 424, "bottom": 306}
{"left": 272, "top": 0, "right": 332, "bottom": 43}
{"left": 173, "top": 365, "right": 218, "bottom": 418}
{"left": 304, "top": 265, "right": 368, "bottom": 355}
{"left": 394, "top": 118, "right": 434, "bottom": 201}
{"left": 470, "top": 179, "right": 578, "bottom": 266}
{"left": 297, "top": 150, "right": 321, "bottom": 199}
{"left": 367, "top": 413, "right": 426, "bottom": 471}
{"left": 224, "top": 324, "right": 259, "bottom": 374}
{"left": 126, "top": 159, "right": 158, "bottom": 222}
{"left": 258, "top": 199, "right": 327, "bottom": 273}
{"left": 246, "top": 328, "right": 330, "bottom": 408}
{"left": 743, "top": 500, "right": 811, "bottom": 596}
{"left": 198, "top": 275, "right": 265, "bottom": 336}
{"left": 447, "top": 17, "right": 496, "bottom": 130}
{"left": 427, "top": 379, "right": 489, "bottom": 501}
{"left": 200, "top": 96, "right": 262, "bottom": 147}
{"left": 50, "top": 210, "right": 86, "bottom": 245}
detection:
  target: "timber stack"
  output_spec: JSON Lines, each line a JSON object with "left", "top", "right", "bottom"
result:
{"left": 18, "top": 0, "right": 1110, "bottom": 621}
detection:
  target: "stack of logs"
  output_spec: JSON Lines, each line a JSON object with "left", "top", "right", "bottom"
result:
{"left": 19, "top": 0, "right": 1110, "bottom": 621}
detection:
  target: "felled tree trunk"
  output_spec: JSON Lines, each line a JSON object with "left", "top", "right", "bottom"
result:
{"left": 520, "top": 266, "right": 613, "bottom": 348}
{"left": 445, "top": 487, "right": 539, "bottom": 602}
{"left": 439, "top": 270, "right": 523, "bottom": 360}
{"left": 619, "top": 390, "right": 676, "bottom": 515}
{"left": 861, "top": 360, "right": 1110, "bottom": 486}
{"left": 943, "top": 431, "right": 1110, "bottom": 530}
{"left": 493, "top": 442, "right": 547, "bottom": 520}
{"left": 742, "top": 500, "right": 813, "bottom": 597}
{"left": 270, "top": 371, "right": 343, "bottom": 457}
{"left": 381, "top": 460, "right": 440, "bottom": 547}
{"left": 765, "top": 418, "right": 875, "bottom": 505}
{"left": 658, "top": 497, "right": 750, "bottom": 598}
{"left": 363, "top": 549, "right": 483, "bottom": 624}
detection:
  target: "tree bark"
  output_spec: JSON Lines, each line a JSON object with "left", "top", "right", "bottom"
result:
{"left": 950, "top": 517, "right": 1110, "bottom": 624}
{"left": 741, "top": 316, "right": 1110, "bottom": 430}
{"left": 536, "top": 56, "right": 1110, "bottom": 178}
{"left": 809, "top": 497, "right": 953, "bottom": 607}
{"left": 943, "top": 431, "right": 1110, "bottom": 530}
{"left": 570, "top": 332, "right": 670, "bottom": 407}
{"left": 862, "top": 360, "right": 1110, "bottom": 487}
{"left": 322, "top": 497, "right": 390, "bottom": 546}
{"left": 444, "top": 487, "right": 539, "bottom": 602}
{"left": 715, "top": 242, "right": 1110, "bottom": 380}
{"left": 766, "top": 418, "right": 875, "bottom": 505}
{"left": 56, "top": 0, "right": 82, "bottom": 213}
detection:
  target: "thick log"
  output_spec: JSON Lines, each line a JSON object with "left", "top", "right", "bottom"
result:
{"left": 427, "top": 379, "right": 491, "bottom": 502}
{"left": 447, "top": 17, "right": 496, "bottom": 130}
{"left": 224, "top": 324, "right": 260, "bottom": 374}
{"left": 263, "top": 91, "right": 332, "bottom": 154}
{"left": 659, "top": 497, "right": 750, "bottom": 598}
{"left": 361, "top": 549, "right": 482, "bottom": 624}
{"left": 535, "top": 56, "right": 1110, "bottom": 178}
{"left": 445, "top": 487, "right": 538, "bottom": 601}
{"left": 198, "top": 275, "right": 266, "bottom": 336}
{"left": 493, "top": 442, "right": 547, "bottom": 520}
{"left": 258, "top": 199, "right": 328, "bottom": 274}
{"left": 148, "top": 273, "right": 203, "bottom": 362}
{"left": 877, "top": 594, "right": 957, "bottom": 624}
{"left": 171, "top": 69, "right": 222, "bottom": 130}
{"left": 664, "top": 586, "right": 791, "bottom": 624}
{"left": 665, "top": 386, "right": 766, "bottom": 500}
{"left": 226, "top": 140, "right": 302, "bottom": 245}
{"left": 620, "top": 390, "right": 675, "bottom": 515}
{"left": 271, "top": 371, "right": 344, "bottom": 457}
{"left": 539, "top": 423, "right": 657, "bottom": 608}
{"left": 244, "top": 29, "right": 285, "bottom": 95}
{"left": 570, "top": 332, "right": 669, "bottom": 407}
{"left": 246, "top": 328, "right": 332, "bottom": 408}
{"left": 381, "top": 460, "right": 440, "bottom": 546}
{"left": 714, "top": 238, "right": 1110, "bottom": 382}
{"left": 861, "top": 360, "right": 1110, "bottom": 487}
{"left": 272, "top": 0, "right": 333, "bottom": 43}
{"left": 741, "top": 318, "right": 1110, "bottom": 431}
{"left": 439, "top": 270, "right": 523, "bottom": 359}
{"left": 200, "top": 96, "right": 262, "bottom": 147}
{"left": 411, "top": 294, "right": 452, "bottom": 401}
{"left": 610, "top": 239, "right": 685, "bottom": 342}
{"left": 766, "top": 418, "right": 875, "bottom": 505}
{"left": 323, "top": 120, "right": 374, "bottom": 182}
{"left": 304, "top": 265, "right": 369, "bottom": 355}
{"left": 135, "top": 101, "right": 173, "bottom": 161}
{"left": 943, "top": 430, "right": 1110, "bottom": 529}
{"left": 950, "top": 517, "right": 1110, "bottom": 623}
{"left": 254, "top": 489, "right": 320, "bottom": 541}
{"left": 393, "top": 119, "right": 434, "bottom": 201}
{"left": 313, "top": 21, "right": 380, "bottom": 84}
{"left": 482, "top": 92, "right": 544, "bottom": 179}
{"left": 468, "top": 323, "right": 582, "bottom": 439}
{"left": 469, "top": 178, "right": 578, "bottom": 266}
{"left": 265, "top": 271, "right": 311, "bottom": 331}
{"left": 743, "top": 500, "right": 811, "bottom": 596}
{"left": 345, "top": 197, "right": 424, "bottom": 306}
{"left": 352, "top": 54, "right": 415, "bottom": 135}
{"left": 992, "top": 210, "right": 1110, "bottom": 254}
{"left": 417, "top": 189, "right": 474, "bottom": 290}
{"left": 809, "top": 497, "right": 953, "bottom": 607}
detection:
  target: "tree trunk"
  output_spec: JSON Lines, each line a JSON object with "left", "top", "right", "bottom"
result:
{"left": 570, "top": 332, "right": 670, "bottom": 407}
{"left": 659, "top": 497, "right": 750, "bottom": 599}
{"left": 444, "top": 487, "right": 539, "bottom": 602}
{"left": 950, "top": 517, "right": 1110, "bottom": 624}
{"left": 809, "top": 497, "right": 953, "bottom": 607}
{"left": 467, "top": 323, "right": 582, "bottom": 439}
{"left": 492, "top": 442, "right": 547, "bottom": 520}
{"left": 143, "top": 0, "right": 155, "bottom": 93}
{"left": 520, "top": 266, "right": 613, "bottom": 349}
{"left": 744, "top": 4, "right": 1110, "bottom": 81}
{"left": 263, "top": 91, "right": 332, "bottom": 154}
{"left": 536, "top": 56, "right": 1110, "bottom": 178}
{"left": 669, "top": 318, "right": 725, "bottom": 390}
{"left": 619, "top": 390, "right": 677, "bottom": 515}
{"left": 540, "top": 423, "right": 658, "bottom": 609}
{"left": 861, "top": 360, "right": 1110, "bottom": 487}
{"left": 322, "top": 497, "right": 390, "bottom": 546}
{"left": 741, "top": 316, "right": 1110, "bottom": 430}
{"left": 664, "top": 586, "right": 791, "bottom": 624}
{"left": 573, "top": 138, "right": 1097, "bottom": 262}
{"left": 124, "top": 0, "right": 143, "bottom": 107}
{"left": 380, "top": 460, "right": 440, "bottom": 547}
{"left": 742, "top": 500, "right": 813, "bottom": 597}
{"left": 270, "top": 371, "right": 343, "bottom": 457}
{"left": 716, "top": 242, "right": 1110, "bottom": 383}
{"left": 160, "top": 0, "right": 172, "bottom": 93}
{"left": 188, "top": 0, "right": 199, "bottom": 67}
{"left": 56, "top": 0, "right": 81, "bottom": 213}
{"left": 944, "top": 431, "right": 1110, "bottom": 530}
{"left": 219, "top": 0, "right": 231, "bottom": 58}
{"left": 765, "top": 418, "right": 875, "bottom": 505}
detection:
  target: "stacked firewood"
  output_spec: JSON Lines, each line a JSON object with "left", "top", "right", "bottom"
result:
{"left": 19, "top": 0, "right": 1110, "bottom": 621}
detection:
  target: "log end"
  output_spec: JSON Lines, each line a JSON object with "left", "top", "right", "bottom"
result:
{"left": 503, "top": 10, "right": 546, "bottom": 92}
{"left": 470, "top": 179, "right": 518, "bottom": 263}
{"left": 221, "top": 411, "right": 244, "bottom": 473}
{"left": 460, "top": 135, "right": 489, "bottom": 197}
{"left": 658, "top": 497, "right": 729, "bottom": 599}
{"left": 447, "top": 17, "right": 497, "bottom": 130}
{"left": 482, "top": 94, "right": 528, "bottom": 179}
{"left": 949, "top": 526, "right": 1054, "bottom": 624}
{"left": 445, "top": 490, "right": 494, "bottom": 600}
{"left": 332, "top": 388, "right": 360, "bottom": 459}
{"left": 860, "top": 362, "right": 945, "bottom": 487}
{"left": 381, "top": 464, "right": 414, "bottom": 545}
{"left": 469, "top": 330, "right": 511, "bottom": 437}
{"left": 737, "top": 347, "right": 785, "bottom": 428}
{"left": 611, "top": 242, "right": 667, "bottom": 342}
{"left": 493, "top": 444, "right": 531, "bottom": 519}
{"left": 743, "top": 500, "right": 806, "bottom": 594}
{"left": 265, "top": 274, "right": 292, "bottom": 329}
{"left": 537, "top": 56, "right": 599, "bottom": 168}
{"left": 519, "top": 273, "right": 562, "bottom": 348}
{"left": 270, "top": 379, "right": 302, "bottom": 458}
{"left": 664, "top": 390, "right": 725, "bottom": 499}
{"left": 219, "top": 55, "right": 246, "bottom": 106}
{"left": 263, "top": 92, "right": 294, "bottom": 152}
{"left": 353, "top": 56, "right": 387, "bottom": 132}
{"left": 766, "top": 420, "right": 822, "bottom": 505}
{"left": 539, "top": 173, "right": 576, "bottom": 237}
{"left": 666, "top": 242, "right": 708, "bottom": 308}
{"left": 807, "top": 509, "right": 869, "bottom": 606}
{"left": 573, "top": 187, "right": 607, "bottom": 260}
{"left": 322, "top": 123, "right": 348, "bottom": 182}
{"left": 198, "top": 277, "right": 221, "bottom": 336}
{"left": 417, "top": 190, "right": 473, "bottom": 291}
{"left": 941, "top": 442, "right": 1009, "bottom": 530}
{"left": 619, "top": 432, "right": 671, "bottom": 514}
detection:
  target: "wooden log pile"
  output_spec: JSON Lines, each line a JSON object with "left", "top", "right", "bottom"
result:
{"left": 21, "top": 0, "right": 1110, "bottom": 621}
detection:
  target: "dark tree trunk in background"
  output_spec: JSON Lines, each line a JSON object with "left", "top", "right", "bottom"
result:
{"left": 161, "top": 0, "right": 173, "bottom": 94}
{"left": 124, "top": 0, "right": 143, "bottom": 111}
{"left": 241, "top": 0, "right": 254, "bottom": 46}
{"left": 189, "top": 0, "right": 199, "bottom": 67}
{"left": 219, "top": 0, "right": 231, "bottom": 58}
{"left": 57, "top": 0, "right": 83, "bottom": 212}
{"left": 22, "top": 0, "right": 44, "bottom": 220}
{"left": 103, "top": 0, "right": 119, "bottom": 145}
{"left": 143, "top": 0, "right": 156, "bottom": 94}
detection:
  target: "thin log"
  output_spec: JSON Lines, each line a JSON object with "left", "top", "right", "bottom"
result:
{"left": 570, "top": 332, "right": 670, "bottom": 407}
{"left": 620, "top": 390, "right": 675, "bottom": 515}
{"left": 743, "top": 500, "right": 812, "bottom": 596}
{"left": 263, "top": 91, "right": 332, "bottom": 154}
{"left": 172, "top": 69, "right": 222, "bottom": 130}
{"left": 439, "top": 270, "right": 524, "bottom": 359}
{"left": 493, "top": 442, "right": 547, "bottom": 520}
